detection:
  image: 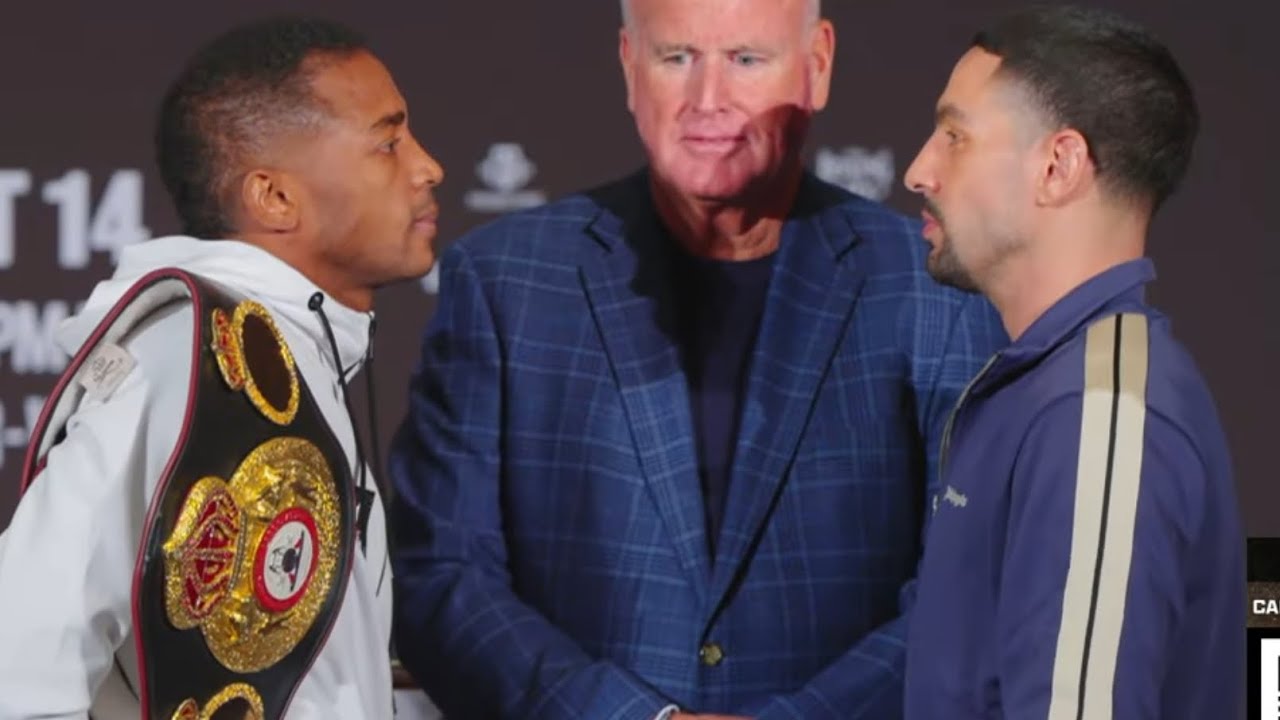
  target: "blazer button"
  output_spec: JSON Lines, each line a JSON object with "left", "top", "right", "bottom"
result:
{"left": 699, "top": 642, "right": 724, "bottom": 667}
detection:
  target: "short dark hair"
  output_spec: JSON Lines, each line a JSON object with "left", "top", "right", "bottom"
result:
{"left": 973, "top": 4, "right": 1198, "bottom": 212}
{"left": 155, "top": 17, "right": 367, "bottom": 238}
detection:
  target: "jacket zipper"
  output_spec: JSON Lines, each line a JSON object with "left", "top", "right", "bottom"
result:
{"left": 934, "top": 352, "right": 1000, "bottom": 514}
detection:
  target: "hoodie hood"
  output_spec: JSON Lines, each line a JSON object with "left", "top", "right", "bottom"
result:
{"left": 58, "top": 236, "right": 373, "bottom": 378}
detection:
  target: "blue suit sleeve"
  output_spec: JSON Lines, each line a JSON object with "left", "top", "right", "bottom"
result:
{"left": 737, "top": 294, "right": 1007, "bottom": 720}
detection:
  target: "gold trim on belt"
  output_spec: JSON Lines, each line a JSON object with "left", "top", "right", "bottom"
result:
{"left": 162, "top": 437, "right": 341, "bottom": 673}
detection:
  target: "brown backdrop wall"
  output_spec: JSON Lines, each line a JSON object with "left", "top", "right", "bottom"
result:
{"left": 1, "top": 1, "right": 1275, "bottom": 535}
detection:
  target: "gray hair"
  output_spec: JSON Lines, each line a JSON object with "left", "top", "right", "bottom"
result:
{"left": 620, "top": 0, "right": 821, "bottom": 28}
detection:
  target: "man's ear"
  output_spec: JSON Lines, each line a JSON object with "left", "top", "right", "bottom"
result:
{"left": 808, "top": 19, "right": 836, "bottom": 111}
{"left": 620, "top": 27, "right": 637, "bottom": 113}
{"left": 238, "top": 168, "right": 301, "bottom": 232}
{"left": 1036, "top": 128, "right": 1094, "bottom": 208}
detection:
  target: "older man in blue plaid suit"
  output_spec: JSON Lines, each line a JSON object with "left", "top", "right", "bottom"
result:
{"left": 388, "top": 0, "right": 1007, "bottom": 718}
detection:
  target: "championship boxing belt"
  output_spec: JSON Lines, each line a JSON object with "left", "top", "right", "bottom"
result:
{"left": 20, "top": 268, "right": 356, "bottom": 720}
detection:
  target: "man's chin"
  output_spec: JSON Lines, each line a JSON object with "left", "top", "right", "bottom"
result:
{"left": 406, "top": 256, "right": 436, "bottom": 281}
{"left": 658, "top": 160, "right": 763, "bottom": 202}
{"left": 388, "top": 247, "right": 436, "bottom": 283}
{"left": 926, "top": 256, "right": 981, "bottom": 294}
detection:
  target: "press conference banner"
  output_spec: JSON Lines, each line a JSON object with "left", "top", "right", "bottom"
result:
{"left": 1, "top": 1, "right": 1274, "bottom": 545}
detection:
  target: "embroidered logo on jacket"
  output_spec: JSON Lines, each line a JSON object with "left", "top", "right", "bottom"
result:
{"left": 943, "top": 485, "right": 969, "bottom": 508}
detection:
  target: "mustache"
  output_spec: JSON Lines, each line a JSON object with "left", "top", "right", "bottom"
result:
{"left": 922, "top": 198, "right": 946, "bottom": 228}
{"left": 412, "top": 200, "right": 438, "bottom": 221}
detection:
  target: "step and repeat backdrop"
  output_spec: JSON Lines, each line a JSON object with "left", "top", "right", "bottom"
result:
{"left": 0, "top": 3, "right": 1274, "bottom": 541}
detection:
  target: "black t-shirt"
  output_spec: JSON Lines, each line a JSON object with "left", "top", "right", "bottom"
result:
{"left": 669, "top": 246, "right": 776, "bottom": 555}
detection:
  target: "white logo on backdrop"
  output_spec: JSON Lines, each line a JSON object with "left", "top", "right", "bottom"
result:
{"left": 814, "top": 145, "right": 896, "bottom": 202}
{"left": 430, "top": 143, "right": 551, "bottom": 295}
{"left": 463, "top": 143, "right": 548, "bottom": 214}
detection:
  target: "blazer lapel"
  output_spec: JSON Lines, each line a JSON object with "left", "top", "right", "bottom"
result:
{"left": 579, "top": 192, "right": 712, "bottom": 600}
{"left": 708, "top": 189, "right": 869, "bottom": 608}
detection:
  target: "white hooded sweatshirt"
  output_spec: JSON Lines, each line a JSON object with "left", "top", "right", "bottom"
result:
{"left": 0, "top": 236, "right": 394, "bottom": 719}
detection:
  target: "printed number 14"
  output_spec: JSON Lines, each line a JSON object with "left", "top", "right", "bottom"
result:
{"left": 42, "top": 169, "right": 150, "bottom": 269}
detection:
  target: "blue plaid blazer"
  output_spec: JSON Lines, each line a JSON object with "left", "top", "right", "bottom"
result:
{"left": 389, "top": 170, "right": 1008, "bottom": 719}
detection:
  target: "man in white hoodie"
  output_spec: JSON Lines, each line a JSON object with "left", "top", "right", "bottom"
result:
{"left": 0, "top": 16, "right": 443, "bottom": 719}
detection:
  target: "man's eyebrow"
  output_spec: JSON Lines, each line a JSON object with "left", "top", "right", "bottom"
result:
{"left": 370, "top": 109, "right": 406, "bottom": 131}
{"left": 652, "top": 42, "right": 694, "bottom": 55}
{"left": 935, "top": 103, "right": 968, "bottom": 125}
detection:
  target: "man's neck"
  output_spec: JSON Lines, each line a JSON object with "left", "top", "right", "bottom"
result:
{"left": 239, "top": 231, "right": 374, "bottom": 312}
{"left": 649, "top": 170, "right": 802, "bottom": 261}
{"left": 986, "top": 213, "right": 1147, "bottom": 341}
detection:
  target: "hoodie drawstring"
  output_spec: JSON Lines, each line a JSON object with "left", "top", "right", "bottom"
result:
{"left": 307, "top": 292, "right": 380, "bottom": 557}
